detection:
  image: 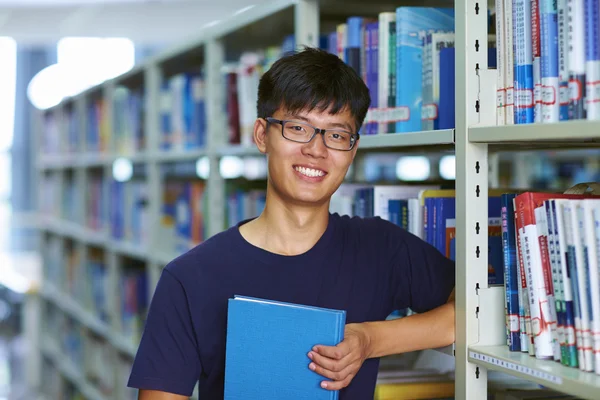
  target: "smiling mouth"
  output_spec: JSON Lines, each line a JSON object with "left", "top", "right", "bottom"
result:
{"left": 294, "top": 165, "right": 327, "bottom": 178}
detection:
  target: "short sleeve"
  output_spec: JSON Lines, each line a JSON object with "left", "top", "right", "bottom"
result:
{"left": 388, "top": 223, "right": 455, "bottom": 313}
{"left": 127, "top": 268, "right": 202, "bottom": 396}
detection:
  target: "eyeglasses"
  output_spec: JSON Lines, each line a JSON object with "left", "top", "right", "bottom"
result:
{"left": 265, "top": 117, "right": 359, "bottom": 151}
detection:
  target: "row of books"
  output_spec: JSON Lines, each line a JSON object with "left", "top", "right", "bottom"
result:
{"left": 502, "top": 191, "right": 600, "bottom": 376}
{"left": 494, "top": 0, "right": 600, "bottom": 124}
{"left": 321, "top": 9, "right": 458, "bottom": 135}
{"left": 113, "top": 85, "right": 145, "bottom": 153}
{"left": 223, "top": 37, "right": 295, "bottom": 146}
{"left": 44, "top": 300, "right": 117, "bottom": 398}
{"left": 44, "top": 235, "right": 150, "bottom": 348}
{"left": 41, "top": 107, "right": 78, "bottom": 155}
{"left": 226, "top": 188, "right": 267, "bottom": 228}
{"left": 161, "top": 180, "right": 208, "bottom": 254}
{"left": 331, "top": 184, "right": 506, "bottom": 285}
{"left": 223, "top": 8, "right": 465, "bottom": 143}
{"left": 120, "top": 267, "right": 149, "bottom": 348}
{"left": 333, "top": 182, "right": 600, "bottom": 377}
{"left": 160, "top": 73, "right": 207, "bottom": 151}
{"left": 110, "top": 180, "right": 150, "bottom": 247}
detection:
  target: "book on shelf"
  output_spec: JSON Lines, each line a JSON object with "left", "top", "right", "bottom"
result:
{"left": 224, "top": 295, "right": 346, "bottom": 400}
{"left": 494, "top": 0, "right": 600, "bottom": 124}
{"left": 496, "top": 183, "right": 600, "bottom": 376}
{"left": 160, "top": 72, "right": 207, "bottom": 151}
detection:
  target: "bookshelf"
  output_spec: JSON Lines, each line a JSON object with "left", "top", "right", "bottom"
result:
{"left": 31, "top": 0, "right": 600, "bottom": 399}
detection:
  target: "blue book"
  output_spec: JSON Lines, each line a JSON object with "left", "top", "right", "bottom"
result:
{"left": 395, "top": 7, "right": 454, "bottom": 133}
{"left": 438, "top": 47, "right": 455, "bottom": 129}
{"left": 224, "top": 295, "right": 346, "bottom": 400}
{"left": 501, "top": 193, "right": 521, "bottom": 352}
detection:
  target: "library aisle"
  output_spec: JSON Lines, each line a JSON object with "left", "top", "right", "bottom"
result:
{"left": 2, "top": 0, "right": 600, "bottom": 399}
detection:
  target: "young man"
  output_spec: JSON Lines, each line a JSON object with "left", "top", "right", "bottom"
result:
{"left": 128, "top": 47, "right": 455, "bottom": 399}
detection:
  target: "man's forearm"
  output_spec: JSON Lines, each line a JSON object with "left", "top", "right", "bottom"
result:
{"left": 363, "top": 296, "right": 455, "bottom": 359}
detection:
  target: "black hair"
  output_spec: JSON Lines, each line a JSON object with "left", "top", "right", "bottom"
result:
{"left": 257, "top": 46, "right": 371, "bottom": 132}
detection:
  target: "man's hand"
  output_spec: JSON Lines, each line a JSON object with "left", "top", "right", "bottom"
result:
{"left": 307, "top": 323, "right": 372, "bottom": 391}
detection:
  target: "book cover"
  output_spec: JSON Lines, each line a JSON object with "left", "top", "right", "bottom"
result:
{"left": 395, "top": 7, "right": 454, "bottom": 133}
{"left": 224, "top": 295, "right": 346, "bottom": 400}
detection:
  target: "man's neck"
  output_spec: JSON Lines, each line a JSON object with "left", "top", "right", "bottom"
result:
{"left": 239, "top": 194, "right": 330, "bottom": 256}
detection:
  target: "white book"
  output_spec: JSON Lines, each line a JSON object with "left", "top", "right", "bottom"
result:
{"left": 237, "top": 52, "right": 261, "bottom": 146}
{"left": 518, "top": 201, "right": 554, "bottom": 359}
{"left": 574, "top": 200, "right": 594, "bottom": 371}
{"left": 535, "top": 204, "right": 561, "bottom": 360}
{"left": 408, "top": 198, "right": 422, "bottom": 238}
{"left": 496, "top": 0, "right": 507, "bottom": 125}
{"left": 554, "top": 199, "right": 579, "bottom": 365}
{"left": 504, "top": 0, "right": 515, "bottom": 123}
{"left": 582, "top": 199, "right": 600, "bottom": 373}
{"left": 545, "top": 200, "right": 566, "bottom": 361}
{"left": 563, "top": 200, "right": 588, "bottom": 370}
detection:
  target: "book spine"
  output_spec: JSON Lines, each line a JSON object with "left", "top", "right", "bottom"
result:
{"left": 506, "top": 0, "right": 516, "bottom": 123}
{"left": 540, "top": 0, "right": 560, "bottom": 122}
{"left": 516, "top": 194, "right": 553, "bottom": 359}
{"left": 535, "top": 204, "right": 562, "bottom": 360}
{"left": 554, "top": 200, "right": 579, "bottom": 367}
{"left": 591, "top": 204, "right": 600, "bottom": 374}
{"left": 388, "top": 20, "right": 397, "bottom": 133}
{"left": 568, "top": 0, "right": 586, "bottom": 119}
{"left": 532, "top": 0, "right": 543, "bottom": 122}
{"left": 563, "top": 201, "right": 585, "bottom": 369}
{"left": 497, "top": 0, "right": 507, "bottom": 125}
{"left": 574, "top": 202, "right": 594, "bottom": 371}
{"left": 514, "top": 0, "right": 535, "bottom": 123}
{"left": 585, "top": 0, "right": 600, "bottom": 120}
{"left": 545, "top": 200, "right": 567, "bottom": 362}
{"left": 502, "top": 194, "right": 521, "bottom": 351}
{"left": 421, "top": 33, "right": 434, "bottom": 131}
{"left": 370, "top": 22, "right": 380, "bottom": 135}
{"left": 514, "top": 196, "right": 532, "bottom": 352}
{"left": 378, "top": 13, "right": 394, "bottom": 134}
{"left": 558, "top": 0, "right": 571, "bottom": 120}
{"left": 582, "top": 200, "right": 600, "bottom": 374}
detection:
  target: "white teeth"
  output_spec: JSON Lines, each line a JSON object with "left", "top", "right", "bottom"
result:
{"left": 295, "top": 166, "right": 324, "bottom": 177}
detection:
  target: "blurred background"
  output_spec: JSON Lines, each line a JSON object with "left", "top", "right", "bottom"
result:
{"left": 0, "top": 0, "right": 599, "bottom": 399}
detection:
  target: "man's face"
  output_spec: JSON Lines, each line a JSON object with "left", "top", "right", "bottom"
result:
{"left": 255, "top": 107, "right": 359, "bottom": 208}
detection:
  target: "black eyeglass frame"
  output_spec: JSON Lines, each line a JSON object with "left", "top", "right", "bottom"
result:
{"left": 265, "top": 117, "right": 360, "bottom": 151}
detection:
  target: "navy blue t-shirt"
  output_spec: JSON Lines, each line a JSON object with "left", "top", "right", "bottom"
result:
{"left": 127, "top": 213, "right": 455, "bottom": 399}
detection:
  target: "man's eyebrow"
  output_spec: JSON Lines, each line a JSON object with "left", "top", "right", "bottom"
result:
{"left": 287, "top": 113, "right": 354, "bottom": 132}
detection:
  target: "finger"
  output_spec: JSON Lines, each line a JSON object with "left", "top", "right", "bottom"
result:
{"left": 308, "top": 350, "right": 348, "bottom": 372}
{"left": 313, "top": 341, "right": 351, "bottom": 360}
{"left": 320, "top": 373, "right": 354, "bottom": 391}
{"left": 308, "top": 359, "right": 355, "bottom": 382}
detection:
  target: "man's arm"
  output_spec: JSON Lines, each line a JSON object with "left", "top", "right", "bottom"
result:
{"left": 139, "top": 390, "right": 189, "bottom": 400}
{"left": 360, "top": 287, "right": 455, "bottom": 357}
{"left": 308, "top": 288, "right": 455, "bottom": 390}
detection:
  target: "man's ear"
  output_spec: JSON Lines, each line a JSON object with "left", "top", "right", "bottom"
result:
{"left": 253, "top": 118, "right": 268, "bottom": 154}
